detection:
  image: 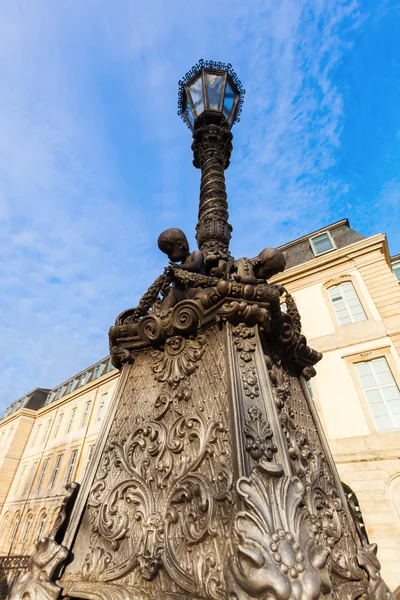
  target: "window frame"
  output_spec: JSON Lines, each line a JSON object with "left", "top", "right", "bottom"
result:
{"left": 36, "top": 513, "right": 47, "bottom": 542}
{"left": 49, "top": 454, "right": 63, "bottom": 490}
{"left": 21, "top": 513, "right": 33, "bottom": 544}
{"left": 392, "top": 260, "right": 400, "bottom": 281}
{"left": 343, "top": 346, "right": 400, "bottom": 434}
{"left": 81, "top": 400, "right": 92, "bottom": 428}
{"left": 66, "top": 448, "right": 79, "bottom": 482}
{"left": 9, "top": 513, "right": 20, "bottom": 542}
{"left": 309, "top": 230, "right": 336, "bottom": 257}
{"left": 322, "top": 275, "right": 372, "bottom": 330}
{"left": 327, "top": 281, "right": 367, "bottom": 327}
{"left": 36, "top": 457, "right": 50, "bottom": 493}
{"left": 67, "top": 407, "right": 77, "bottom": 434}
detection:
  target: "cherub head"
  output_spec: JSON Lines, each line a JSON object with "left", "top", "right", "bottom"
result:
{"left": 252, "top": 247, "right": 286, "bottom": 280}
{"left": 157, "top": 228, "right": 190, "bottom": 263}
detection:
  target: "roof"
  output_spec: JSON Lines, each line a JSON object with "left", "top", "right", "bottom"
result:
{"left": 277, "top": 219, "right": 366, "bottom": 270}
{"left": 2, "top": 355, "right": 116, "bottom": 420}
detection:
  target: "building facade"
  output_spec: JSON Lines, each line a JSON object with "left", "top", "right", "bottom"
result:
{"left": 0, "top": 356, "right": 118, "bottom": 559}
{"left": 0, "top": 219, "right": 399, "bottom": 590}
{"left": 271, "top": 219, "right": 400, "bottom": 590}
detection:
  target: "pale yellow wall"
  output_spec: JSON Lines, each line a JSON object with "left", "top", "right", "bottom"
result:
{"left": 291, "top": 282, "right": 336, "bottom": 338}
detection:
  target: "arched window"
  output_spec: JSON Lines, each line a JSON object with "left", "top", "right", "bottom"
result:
{"left": 9, "top": 513, "right": 20, "bottom": 542}
{"left": 21, "top": 513, "right": 33, "bottom": 544}
{"left": 342, "top": 482, "right": 369, "bottom": 542}
{"left": 0, "top": 514, "right": 9, "bottom": 539}
{"left": 36, "top": 513, "right": 47, "bottom": 542}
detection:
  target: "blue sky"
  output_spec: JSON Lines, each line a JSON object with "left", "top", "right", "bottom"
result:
{"left": 1, "top": 0, "right": 399, "bottom": 413}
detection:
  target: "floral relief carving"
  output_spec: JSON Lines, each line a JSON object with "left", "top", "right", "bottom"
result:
{"left": 74, "top": 327, "right": 234, "bottom": 599}
{"left": 266, "top": 353, "right": 366, "bottom": 591}
{"left": 227, "top": 462, "right": 332, "bottom": 599}
{"left": 152, "top": 334, "right": 206, "bottom": 388}
{"left": 243, "top": 406, "right": 277, "bottom": 462}
{"left": 232, "top": 324, "right": 259, "bottom": 399}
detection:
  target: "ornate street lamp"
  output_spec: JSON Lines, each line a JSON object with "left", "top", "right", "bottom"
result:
{"left": 178, "top": 60, "right": 245, "bottom": 275}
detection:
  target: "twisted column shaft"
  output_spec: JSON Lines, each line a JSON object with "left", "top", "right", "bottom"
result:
{"left": 191, "top": 115, "right": 233, "bottom": 265}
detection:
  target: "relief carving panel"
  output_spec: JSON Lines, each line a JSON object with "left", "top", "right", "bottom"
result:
{"left": 61, "top": 325, "right": 234, "bottom": 600}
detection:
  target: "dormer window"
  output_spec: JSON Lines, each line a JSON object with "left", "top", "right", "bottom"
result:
{"left": 392, "top": 260, "right": 400, "bottom": 281}
{"left": 310, "top": 231, "right": 336, "bottom": 256}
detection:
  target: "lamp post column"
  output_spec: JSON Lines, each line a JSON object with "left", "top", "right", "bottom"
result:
{"left": 191, "top": 114, "right": 233, "bottom": 271}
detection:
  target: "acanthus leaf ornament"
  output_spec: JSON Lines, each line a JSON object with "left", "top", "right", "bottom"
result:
{"left": 152, "top": 335, "right": 206, "bottom": 388}
{"left": 227, "top": 461, "right": 332, "bottom": 600}
{"left": 244, "top": 406, "right": 277, "bottom": 463}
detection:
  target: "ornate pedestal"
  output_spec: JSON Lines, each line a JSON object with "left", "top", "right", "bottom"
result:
{"left": 11, "top": 283, "right": 394, "bottom": 600}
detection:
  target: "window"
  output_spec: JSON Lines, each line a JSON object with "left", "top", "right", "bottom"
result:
{"left": 97, "top": 394, "right": 107, "bottom": 421}
{"left": 67, "top": 379, "right": 78, "bottom": 394}
{"left": 93, "top": 364, "right": 105, "bottom": 380}
{"left": 0, "top": 515, "right": 9, "bottom": 539}
{"left": 86, "top": 445, "right": 95, "bottom": 469}
{"left": 355, "top": 358, "right": 400, "bottom": 430}
{"left": 9, "top": 513, "right": 20, "bottom": 542}
{"left": 393, "top": 261, "right": 400, "bottom": 281}
{"left": 328, "top": 282, "right": 366, "bottom": 326}
{"left": 21, "top": 514, "right": 33, "bottom": 544}
{"left": 23, "top": 462, "right": 38, "bottom": 496}
{"left": 31, "top": 423, "right": 42, "bottom": 447}
{"left": 310, "top": 232, "right": 336, "bottom": 256}
{"left": 50, "top": 454, "right": 63, "bottom": 489}
{"left": 36, "top": 513, "right": 47, "bottom": 542}
{"left": 80, "top": 372, "right": 90, "bottom": 387}
{"left": 41, "top": 419, "right": 52, "bottom": 444}
{"left": 36, "top": 458, "right": 50, "bottom": 493}
{"left": 81, "top": 401, "right": 92, "bottom": 428}
{"left": 66, "top": 449, "right": 79, "bottom": 482}
{"left": 67, "top": 408, "right": 77, "bottom": 433}
{"left": 0, "top": 431, "right": 5, "bottom": 449}
{"left": 15, "top": 464, "right": 27, "bottom": 494}
{"left": 53, "top": 413, "right": 64, "bottom": 438}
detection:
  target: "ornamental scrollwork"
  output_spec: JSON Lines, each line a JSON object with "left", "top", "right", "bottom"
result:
{"left": 86, "top": 411, "right": 232, "bottom": 594}
{"left": 227, "top": 461, "right": 332, "bottom": 599}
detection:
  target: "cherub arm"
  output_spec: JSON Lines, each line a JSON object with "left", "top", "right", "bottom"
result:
{"left": 171, "top": 250, "right": 204, "bottom": 273}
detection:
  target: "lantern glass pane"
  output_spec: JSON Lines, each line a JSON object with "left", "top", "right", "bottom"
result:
{"left": 185, "top": 99, "right": 194, "bottom": 127}
{"left": 205, "top": 72, "right": 224, "bottom": 110}
{"left": 223, "top": 81, "right": 236, "bottom": 118}
{"left": 187, "top": 75, "right": 204, "bottom": 117}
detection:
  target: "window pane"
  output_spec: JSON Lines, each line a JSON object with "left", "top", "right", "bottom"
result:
{"left": 374, "top": 415, "right": 393, "bottom": 430}
{"left": 312, "top": 233, "right": 333, "bottom": 254}
{"left": 364, "top": 389, "right": 382, "bottom": 404}
{"left": 205, "top": 72, "right": 224, "bottom": 110}
{"left": 187, "top": 75, "right": 204, "bottom": 117}
{"left": 223, "top": 81, "right": 236, "bottom": 118}
{"left": 368, "top": 400, "right": 387, "bottom": 418}
{"left": 358, "top": 373, "right": 376, "bottom": 388}
{"left": 329, "top": 287, "right": 342, "bottom": 300}
{"left": 392, "top": 262, "right": 400, "bottom": 280}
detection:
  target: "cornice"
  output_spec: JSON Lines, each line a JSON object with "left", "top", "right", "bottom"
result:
{"left": 36, "top": 369, "right": 119, "bottom": 418}
{"left": 270, "top": 234, "right": 389, "bottom": 287}
{"left": 0, "top": 408, "right": 37, "bottom": 428}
